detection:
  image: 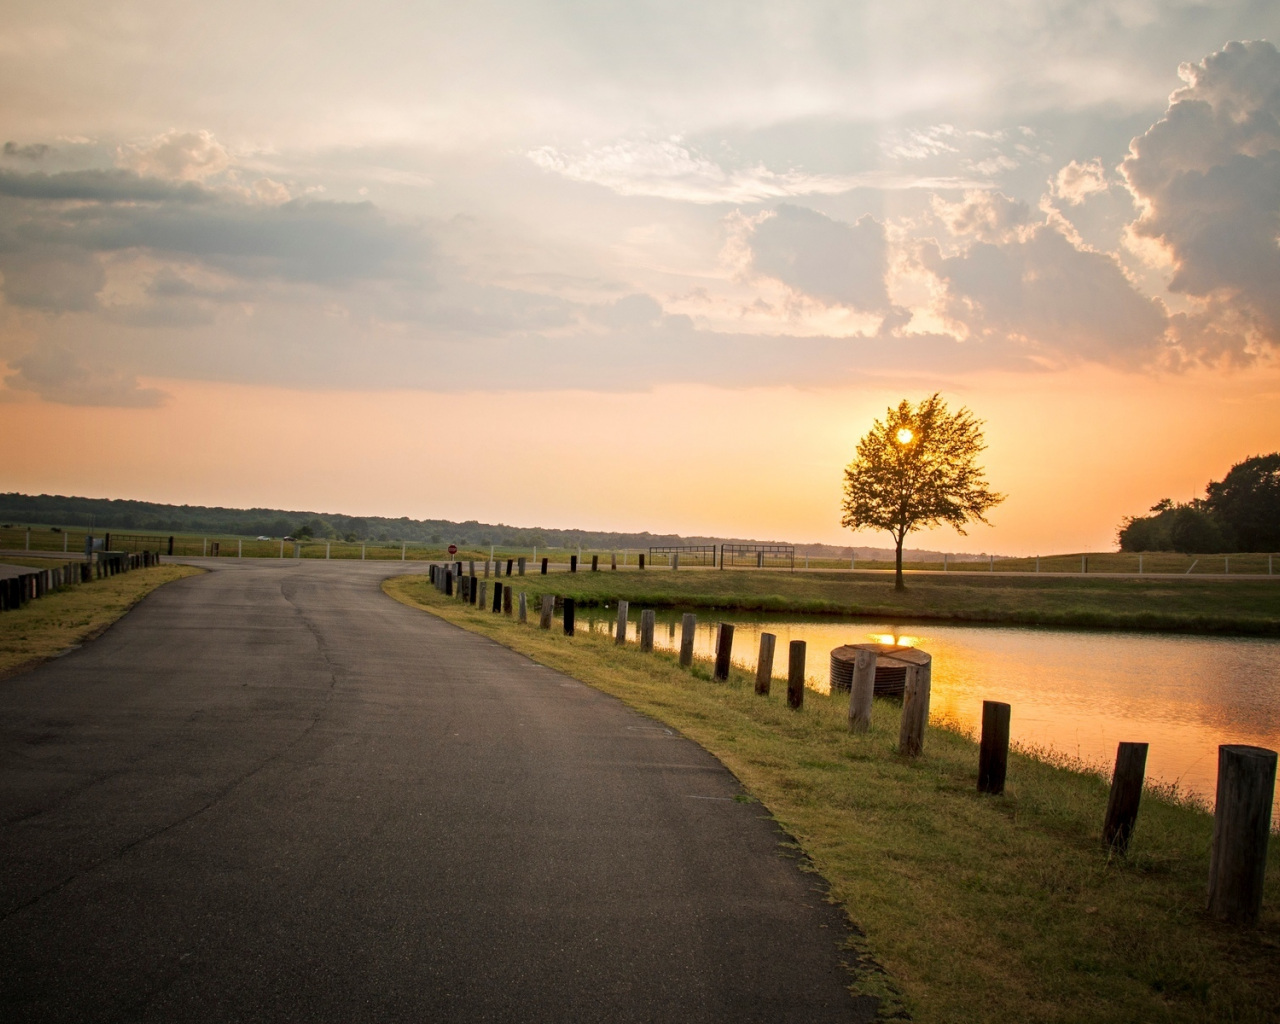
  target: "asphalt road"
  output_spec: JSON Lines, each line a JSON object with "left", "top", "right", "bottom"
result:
{"left": 0, "top": 559, "right": 870, "bottom": 1023}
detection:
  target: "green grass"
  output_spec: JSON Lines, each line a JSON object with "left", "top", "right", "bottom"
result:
{"left": 0, "top": 563, "right": 203, "bottom": 676}
{"left": 492, "top": 567, "right": 1280, "bottom": 635}
{"left": 387, "top": 575, "right": 1280, "bottom": 1024}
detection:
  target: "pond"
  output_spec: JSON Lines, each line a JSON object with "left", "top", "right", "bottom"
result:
{"left": 575, "top": 606, "right": 1280, "bottom": 820}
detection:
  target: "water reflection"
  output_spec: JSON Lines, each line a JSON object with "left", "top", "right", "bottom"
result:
{"left": 577, "top": 606, "right": 1280, "bottom": 822}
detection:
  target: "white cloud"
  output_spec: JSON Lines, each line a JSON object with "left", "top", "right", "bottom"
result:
{"left": 118, "top": 129, "right": 231, "bottom": 182}
{"left": 1051, "top": 158, "right": 1110, "bottom": 204}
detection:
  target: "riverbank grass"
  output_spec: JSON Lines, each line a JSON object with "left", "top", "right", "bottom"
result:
{"left": 502, "top": 568, "right": 1280, "bottom": 634}
{"left": 0, "top": 563, "right": 203, "bottom": 676}
{"left": 387, "top": 575, "right": 1280, "bottom": 1024}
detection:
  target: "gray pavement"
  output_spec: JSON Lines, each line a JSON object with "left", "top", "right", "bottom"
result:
{"left": 0, "top": 559, "right": 869, "bottom": 1022}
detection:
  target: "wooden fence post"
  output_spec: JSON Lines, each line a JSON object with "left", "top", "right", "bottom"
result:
{"left": 640, "top": 610, "right": 655, "bottom": 652}
{"left": 540, "top": 595, "right": 553, "bottom": 630}
{"left": 755, "top": 632, "right": 776, "bottom": 695}
{"left": 787, "top": 641, "right": 806, "bottom": 709}
{"left": 611, "top": 552, "right": 617, "bottom": 570}
{"left": 847, "top": 648, "right": 876, "bottom": 733}
{"left": 898, "top": 659, "right": 932, "bottom": 756}
{"left": 714, "top": 623, "right": 734, "bottom": 681}
{"left": 541, "top": 557, "right": 549, "bottom": 575}
{"left": 639, "top": 553, "right": 645, "bottom": 570}
{"left": 445, "top": 570, "right": 453, "bottom": 596}
{"left": 591, "top": 554, "right": 599, "bottom": 572}
{"left": 563, "top": 598, "right": 575, "bottom": 636}
{"left": 679, "top": 613, "right": 696, "bottom": 667}
{"left": 672, "top": 551, "right": 680, "bottom": 570}
{"left": 492, "top": 581, "right": 503, "bottom": 613}
{"left": 518, "top": 591, "right": 528, "bottom": 623}
{"left": 1102, "top": 742, "right": 1148, "bottom": 853}
{"left": 506, "top": 559, "right": 514, "bottom": 576}
{"left": 518, "top": 556, "right": 526, "bottom": 576}
{"left": 978, "top": 701, "right": 1012, "bottom": 794}
{"left": 615, "top": 600, "right": 629, "bottom": 645}
{"left": 570, "top": 555, "right": 578, "bottom": 573}
{"left": 1207, "top": 744, "right": 1277, "bottom": 925}
{"left": 478, "top": 581, "right": 487, "bottom": 609}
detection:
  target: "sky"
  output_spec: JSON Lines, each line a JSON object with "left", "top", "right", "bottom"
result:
{"left": 2, "top": 1, "right": 1279, "bottom": 553}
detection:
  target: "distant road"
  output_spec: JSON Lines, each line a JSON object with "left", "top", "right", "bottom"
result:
{"left": 0, "top": 559, "right": 866, "bottom": 1023}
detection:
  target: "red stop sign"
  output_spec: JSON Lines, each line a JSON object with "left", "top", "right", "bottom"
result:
{"left": 448, "top": 544, "right": 458, "bottom": 555}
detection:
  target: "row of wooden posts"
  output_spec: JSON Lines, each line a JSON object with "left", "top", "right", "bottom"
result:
{"left": 0, "top": 551, "right": 157, "bottom": 613}
{"left": 426, "top": 561, "right": 1275, "bottom": 927}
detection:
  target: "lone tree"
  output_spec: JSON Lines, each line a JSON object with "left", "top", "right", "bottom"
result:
{"left": 842, "top": 394, "right": 1004, "bottom": 590}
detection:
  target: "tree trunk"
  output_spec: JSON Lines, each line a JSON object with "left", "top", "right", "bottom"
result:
{"left": 895, "top": 532, "right": 905, "bottom": 590}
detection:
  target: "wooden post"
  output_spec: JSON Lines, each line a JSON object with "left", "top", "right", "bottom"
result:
{"left": 591, "top": 554, "right": 599, "bottom": 572}
{"left": 847, "top": 648, "right": 876, "bottom": 733}
{"left": 518, "top": 556, "right": 526, "bottom": 576}
{"left": 640, "top": 609, "right": 655, "bottom": 652}
{"left": 563, "top": 598, "right": 575, "bottom": 636}
{"left": 1207, "top": 744, "right": 1277, "bottom": 926}
{"left": 484, "top": 558, "right": 490, "bottom": 578}
{"left": 639, "top": 553, "right": 645, "bottom": 570}
{"left": 611, "top": 552, "right": 617, "bottom": 570}
{"left": 1102, "top": 742, "right": 1148, "bottom": 852}
{"left": 898, "top": 660, "right": 932, "bottom": 757}
{"left": 787, "top": 641, "right": 806, "bottom": 709}
{"left": 672, "top": 551, "right": 679, "bottom": 570}
{"left": 570, "top": 555, "right": 578, "bottom": 573}
{"left": 713, "top": 623, "right": 734, "bottom": 681}
{"left": 615, "top": 600, "right": 629, "bottom": 645}
{"left": 755, "top": 632, "right": 776, "bottom": 695}
{"left": 504, "top": 585, "right": 513, "bottom": 615}
{"left": 445, "top": 570, "right": 453, "bottom": 596}
{"left": 540, "top": 595, "right": 553, "bottom": 629}
{"left": 678, "top": 613, "right": 696, "bottom": 666}
{"left": 506, "top": 559, "right": 514, "bottom": 576}
{"left": 492, "top": 581, "right": 503, "bottom": 613}
{"left": 478, "top": 581, "right": 487, "bottom": 609}
{"left": 519, "top": 591, "right": 528, "bottom": 623}
{"left": 978, "top": 701, "right": 1012, "bottom": 795}
{"left": 541, "top": 557, "right": 548, "bottom": 574}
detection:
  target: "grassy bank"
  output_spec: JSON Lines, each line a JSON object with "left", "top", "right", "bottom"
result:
{"left": 387, "top": 575, "right": 1279, "bottom": 1024}
{"left": 0, "top": 563, "right": 203, "bottom": 676}
{"left": 486, "top": 568, "right": 1280, "bottom": 635}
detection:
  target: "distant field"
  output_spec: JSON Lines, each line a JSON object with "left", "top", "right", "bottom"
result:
{"left": 476, "top": 567, "right": 1280, "bottom": 635}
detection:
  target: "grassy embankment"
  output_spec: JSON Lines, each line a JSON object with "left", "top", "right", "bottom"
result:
{"left": 496, "top": 567, "right": 1280, "bottom": 635}
{"left": 386, "top": 575, "right": 1280, "bottom": 1024}
{"left": 0, "top": 563, "right": 203, "bottom": 676}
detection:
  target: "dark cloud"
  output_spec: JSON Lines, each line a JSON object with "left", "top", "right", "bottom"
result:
{"left": 0, "top": 246, "right": 104, "bottom": 312}
{"left": 0, "top": 168, "right": 211, "bottom": 203}
{"left": 749, "top": 204, "right": 891, "bottom": 311}
{"left": 3, "top": 346, "right": 166, "bottom": 407}
{"left": 3, "top": 142, "right": 53, "bottom": 161}
{"left": 1122, "top": 40, "right": 1280, "bottom": 355}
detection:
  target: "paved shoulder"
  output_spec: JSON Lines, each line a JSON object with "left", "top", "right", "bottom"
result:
{"left": 0, "top": 560, "right": 870, "bottom": 1022}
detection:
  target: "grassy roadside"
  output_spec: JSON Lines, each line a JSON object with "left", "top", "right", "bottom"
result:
{"left": 386, "top": 575, "right": 1280, "bottom": 1024}
{"left": 0, "top": 563, "right": 204, "bottom": 676}
{"left": 492, "top": 568, "right": 1280, "bottom": 635}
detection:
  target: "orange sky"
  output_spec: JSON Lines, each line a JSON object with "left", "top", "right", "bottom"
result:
{"left": 5, "top": 361, "right": 1276, "bottom": 554}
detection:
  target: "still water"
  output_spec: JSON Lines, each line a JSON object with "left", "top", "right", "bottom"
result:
{"left": 578, "top": 607, "right": 1280, "bottom": 819}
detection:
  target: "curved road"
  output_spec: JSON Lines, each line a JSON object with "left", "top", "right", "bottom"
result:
{"left": 0, "top": 560, "right": 870, "bottom": 1022}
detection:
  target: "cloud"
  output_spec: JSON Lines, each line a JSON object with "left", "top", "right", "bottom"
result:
{"left": 933, "top": 191, "right": 1033, "bottom": 244}
{"left": 748, "top": 204, "right": 892, "bottom": 312}
{"left": 3, "top": 347, "right": 166, "bottom": 407}
{"left": 0, "top": 168, "right": 211, "bottom": 204}
{"left": 1122, "top": 40, "right": 1280, "bottom": 354}
{"left": 118, "top": 129, "right": 231, "bottom": 182}
{"left": 1051, "top": 159, "right": 1110, "bottom": 204}
{"left": 3, "top": 142, "right": 52, "bottom": 160}
{"left": 0, "top": 246, "right": 105, "bottom": 312}
{"left": 528, "top": 139, "right": 985, "bottom": 203}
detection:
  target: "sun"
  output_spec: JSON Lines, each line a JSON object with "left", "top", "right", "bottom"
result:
{"left": 896, "top": 427, "right": 914, "bottom": 444}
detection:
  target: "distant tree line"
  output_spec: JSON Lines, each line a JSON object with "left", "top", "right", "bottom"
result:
{"left": 1118, "top": 454, "right": 1280, "bottom": 553}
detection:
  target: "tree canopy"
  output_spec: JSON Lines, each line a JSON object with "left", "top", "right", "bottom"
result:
{"left": 841, "top": 394, "right": 1004, "bottom": 589}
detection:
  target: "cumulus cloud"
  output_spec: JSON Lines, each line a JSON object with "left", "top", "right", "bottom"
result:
{"left": 748, "top": 204, "right": 892, "bottom": 312}
{"left": 1052, "top": 159, "right": 1110, "bottom": 204}
{"left": 3, "top": 347, "right": 166, "bottom": 407}
{"left": 3, "top": 142, "right": 52, "bottom": 161}
{"left": 1122, "top": 40, "right": 1280, "bottom": 355}
{"left": 118, "top": 129, "right": 231, "bottom": 182}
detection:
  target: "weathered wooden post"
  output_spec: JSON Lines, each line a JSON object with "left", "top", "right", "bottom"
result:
{"left": 1102, "top": 741, "right": 1147, "bottom": 852}
{"left": 445, "top": 570, "right": 454, "bottom": 596}
{"left": 639, "top": 553, "right": 645, "bottom": 570}
{"left": 1207, "top": 744, "right": 1277, "bottom": 926}
{"left": 504, "top": 585, "right": 513, "bottom": 615}
{"left": 570, "top": 555, "right": 578, "bottom": 573}
{"left": 978, "top": 701, "right": 1012, "bottom": 795}
{"left": 615, "top": 600, "right": 629, "bottom": 645}
{"left": 640, "top": 610, "right": 655, "bottom": 652}
{"left": 563, "top": 598, "right": 576, "bottom": 636}
{"left": 518, "top": 591, "right": 528, "bottom": 623}
{"left": 787, "top": 641, "right": 806, "bottom": 709}
{"left": 679, "top": 613, "right": 696, "bottom": 667}
{"left": 518, "top": 556, "right": 526, "bottom": 576}
{"left": 591, "top": 554, "right": 599, "bottom": 572}
{"left": 505, "top": 559, "right": 513, "bottom": 576}
{"left": 898, "top": 659, "right": 932, "bottom": 757}
{"left": 492, "top": 581, "right": 503, "bottom": 612}
{"left": 484, "top": 559, "right": 490, "bottom": 578}
{"left": 714, "top": 623, "right": 734, "bottom": 681}
{"left": 541, "top": 557, "right": 549, "bottom": 575}
{"left": 672, "top": 551, "right": 680, "bottom": 570}
{"left": 847, "top": 648, "right": 876, "bottom": 733}
{"left": 611, "top": 552, "right": 617, "bottom": 570}
{"left": 540, "top": 595, "right": 553, "bottom": 629}
{"left": 469, "top": 559, "right": 475, "bottom": 577}
{"left": 755, "top": 632, "right": 776, "bottom": 695}
{"left": 478, "top": 581, "right": 487, "bottom": 609}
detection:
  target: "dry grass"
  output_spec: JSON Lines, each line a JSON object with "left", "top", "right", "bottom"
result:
{"left": 386, "top": 575, "right": 1280, "bottom": 1024}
